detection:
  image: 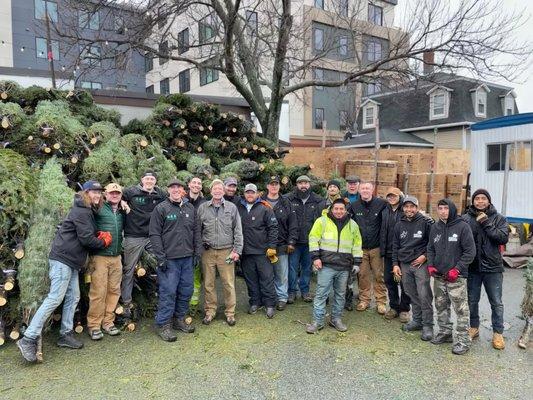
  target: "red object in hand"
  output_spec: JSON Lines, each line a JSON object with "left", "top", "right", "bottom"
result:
{"left": 427, "top": 265, "right": 438, "bottom": 276}
{"left": 97, "top": 231, "right": 112, "bottom": 247}
{"left": 446, "top": 267, "right": 460, "bottom": 283}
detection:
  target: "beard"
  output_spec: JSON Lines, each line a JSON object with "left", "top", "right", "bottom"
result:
{"left": 296, "top": 188, "right": 309, "bottom": 199}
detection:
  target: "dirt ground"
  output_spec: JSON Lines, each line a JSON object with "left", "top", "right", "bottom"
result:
{"left": 1, "top": 268, "right": 532, "bottom": 400}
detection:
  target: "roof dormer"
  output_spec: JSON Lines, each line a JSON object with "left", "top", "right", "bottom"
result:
{"left": 470, "top": 84, "right": 491, "bottom": 118}
{"left": 426, "top": 85, "right": 453, "bottom": 120}
{"left": 499, "top": 90, "right": 517, "bottom": 116}
{"left": 361, "top": 99, "right": 380, "bottom": 129}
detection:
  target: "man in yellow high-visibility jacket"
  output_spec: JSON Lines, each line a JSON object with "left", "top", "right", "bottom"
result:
{"left": 306, "top": 198, "right": 363, "bottom": 333}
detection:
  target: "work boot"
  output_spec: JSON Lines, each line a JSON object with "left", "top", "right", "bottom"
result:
{"left": 57, "top": 331, "right": 84, "bottom": 349}
{"left": 248, "top": 305, "right": 259, "bottom": 314}
{"left": 226, "top": 316, "right": 236, "bottom": 326}
{"left": 376, "top": 303, "right": 387, "bottom": 315}
{"left": 421, "top": 326, "right": 434, "bottom": 341}
{"left": 276, "top": 301, "right": 287, "bottom": 311}
{"left": 305, "top": 321, "right": 324, "bottom": 334}
{"left": 399, "top": 312, "right": 410, "bottom": 323}
{"left": 492, "top": 333, "right": 505, "bottom": 350}
{"left": 266, "top": 307, "right": 275, "bottom": 319}
{"left": 344, "top": 302, "right": 354, "bottom": 311}
{"left": 452, "top": 343, "right": 470, "bottom": 355}
{"left": 89, "top": 329, "right": 104, "bottom": 341}
{"left": 384, "top": 309, "right": 398, "bottom": 320}
{"left": 157, "top": 323, "right": 177, "bottom": 342}
{"left": 356, "top": 302, "right": 369, "bottom": 311}
{"left": 17, "top": 336, "right": 38, "bottom": 362}
{"left": 287, "top": 293, "right": 296, "bottom": 304}
{"left": 173, "top": 318, "right": 195, "bottom": 333}
{"left": 468, "top": 327, "right": 480, "bottom": 339}
{"left": 302, "top": 293, "right": 313, "bottom": 303}
{"left": 202, "top": 314, "right": 214, "bottom": 325}
{"left": 102, "top": 325, "right": 120, "bottom": 336}
{"left": 121, "top": 303, "right": 132, "bottom": 319}
{"left": 329, "top": 318, "right": 348, "bottom": 332}
{"left": 402, "top": 321, "right": 423, "bottom": 332}
{"left": 431, "top": 332, "right": 453, "bottom": 345}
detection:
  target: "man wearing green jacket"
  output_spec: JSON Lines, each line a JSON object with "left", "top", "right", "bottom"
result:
{"left": 87, "top": 183, "right": 126, "bottom": 340}
{"left": 306, "top": 198, "right": 363, "bottom": 333}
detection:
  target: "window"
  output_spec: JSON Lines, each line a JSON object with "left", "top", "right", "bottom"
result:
{"left": 487, "top": 143, "right": 509, "bottom": 171}
{"left": 157, "top": 6, "right": 167, "bottom": 29}
{"left": 338, "top": 0, "right": 349, "bottom": 17}
{"left": 476, "top": 91, "right": 487, "bottom": 117}
{"left": 178, "top": 28, "right": 189, "bottom": 54}
{"left": 160, "top": 78, "right": 170, "bottom": 95}
{"left": 81, "top": 81, "right": 102, "bottom": 90}
{"left": 179, "top": 69, "right": 190, "bottom": 93}
{"left": 504, "top": 96, "right": 515, "bottom": 116}
{"left": 114, "top": 16, "right": 126, "bottom": 34}
{"left": 80, "top": 45, "right": 101, "bottom": 66}
{"left": 145, "top": 52, "right": 153, "bottom": 72}
{"left": 362, "top": 104, "right": 376, "bottom": 129}
{"left": 487, "top": 141, "right": 532, "bottom": 171}
{"left": 159, "top": 41, "right": 169, "bottom": 65}
{"left": 365, "top": 38, "right": 383, "bottom": 62}
{"left": 314, "top": 0, "right": 324, "bottom": 9}
{"left": 314, "top": 68, "right": 324, "bottom": 90}
{"left": 36, "top": 37, "right": 59, "bottom": 60}
{"left": 146, "top": 85, "right": 154, "bottom": 94}
{"left": 340, "top": 110, "right": 348, "bottom": 131}
{"left": 368, "top": 4, "right": 383, "bottom": 25}
{"left": 430, "top": 91, "right": 447, "bottom": 119}
{"left": 245, "top": 10, "right": 258, "bottom": 35}
{"left": 35, "top": 0, "right": 57, "bottom": 22}
{"left": 365, "top": 81, "right": 382, "bottom": 96}
{"left": 339, "top": 36, "right": 348, "bottom": 56}
{"left": 199, "top": 14, "right": 216, "bottom": 44}
{"left": 200, "top": 67, "right": 219, "bottom": 86}
{"left": 115, "top": 51, "right": 127, "bottom": 70}
{"left": 314, "top": 28, "right": 324, "bottom": 51}
{"left": 314, "top": 108, "right": 324, "bottom": 129}
{"left": 79, "top": 10, "right": 100, "bottom": 30}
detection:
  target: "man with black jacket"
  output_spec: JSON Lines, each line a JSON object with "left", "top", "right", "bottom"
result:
{"left": 286, "top": 175, "right": 325, "bottom": 303}
{"left": 392, "top": 196, "right": 433, "bottom": 341}
{"left": 238, "top": 184, "right": 279, "bottom": 318}
{"left": 427, "top": 199, "right": 476, "bottom": 355}
{"left": 223, "top": 177, "right": 240, "bottom": 205}
{"left": 463, "top": 189, "right": 509, "bottom": 350}
{"left": 350, "top": 181, "right": 387, "bottom": 313}
{"left": 120, "top": 171, "right": 166, "bottom": 314}
{"left": 381, "top": 187, "right": 410, "bottom": 322}
{"left": 263, "top": 176, "right": 298, "bottom": 310}
{"left": 149, "top": 179, "right": 202, "bottom": 342}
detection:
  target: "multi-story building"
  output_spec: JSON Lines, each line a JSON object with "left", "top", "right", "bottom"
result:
{"left": 146, "top": 0, "right": 402, "bottom": 145}
{"left": 0, "top": 0, "right": 145, "bottom": 92}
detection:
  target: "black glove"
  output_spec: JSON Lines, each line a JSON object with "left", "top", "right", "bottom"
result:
{"left": 158, "top": 260, "right": 168, "bottom": 272}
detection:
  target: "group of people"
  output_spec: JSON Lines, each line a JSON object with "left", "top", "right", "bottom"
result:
{"left": 16, "top": 171, "right": 509, "bottom": 362}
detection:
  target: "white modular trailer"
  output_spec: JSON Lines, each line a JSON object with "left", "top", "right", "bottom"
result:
{"left": 470, "top": 113, "right": 533, "bottom": 223}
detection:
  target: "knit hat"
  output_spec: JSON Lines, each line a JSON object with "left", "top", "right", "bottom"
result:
{"left": 327, "top": 179, "right": 341, "bottom": 190}
{"left": 142, "top": 170, "right": 157, "bottom": 179}
{"left": 472, "top": 188, "right": 491, "bottom": 204}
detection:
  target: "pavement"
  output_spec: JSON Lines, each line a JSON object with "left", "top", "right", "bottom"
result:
{"left": 1, "top": 268, "right": 531, "bottom": 400}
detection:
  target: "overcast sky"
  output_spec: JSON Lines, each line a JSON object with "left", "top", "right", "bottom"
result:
{"left": 397, "top": 0, "right": 532, "bottom": 113}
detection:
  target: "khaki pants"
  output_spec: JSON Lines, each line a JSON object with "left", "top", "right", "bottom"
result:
{"left": 202, "top": 248, "right": 236, "bottom": 318}
{"left": 358, "top": 247, "right": 387, "bottom": 306}
{"left": 87, "top": 255, "right": 122, "bottom": 330}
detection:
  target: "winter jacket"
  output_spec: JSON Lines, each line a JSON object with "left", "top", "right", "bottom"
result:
{"left": 342, "top": 190, "right": 360, "bottom": 204}
{"left": 286, "top": 191, "right": 326, "bottom": 244}
{"left": 463, "top": 204, "right": 509, "bottom": 273}
{"left": 309, "top": 212, "right": 363, "bottom": 271}
{"left": 197, "top": 198, "right": 243, "bottom": 254}
{"left": 262, "top": 195, "right": 298, "bottom": 252}
{"left": 186, "top": 193, "right": 207, "bottom": 210}
{"left": 49, "top": 195, "right": 106, "bottom": 270}
{"left": 427, "top": 199, "right": 476, "bottom": 277}
{"left": 122, "top": 185, "right": 166, "bottom": 238}
{"left": 237, "top": 198, "right": 278, "bottom": 255}
{"left": 380, "top": 202, "right": 403, "bottom": 257}
{"left": 149, "top": 198, "right": 201, "bottom": 263}
{"left": 350, "top": 196, "right": 387, "bottom": 250}
{"left": 223, "top": 194, "right": 240, "bottom": 206}
{"left": 392, "top": 212, "right": 433, "bottom": 266}
{"left": 92, "top": 202, "right": 125, "bottom": 257}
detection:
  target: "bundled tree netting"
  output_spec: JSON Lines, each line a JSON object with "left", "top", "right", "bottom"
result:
{"left": 518, "top": 258, "right": 533, "bottom": 349}
{"left": 0, "top": 81, "right": 24, "bottom": 103}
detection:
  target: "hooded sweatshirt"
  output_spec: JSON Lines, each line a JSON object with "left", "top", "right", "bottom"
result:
{"left": 392, "top": 212, "right": 432, "bottom": 266}
{"left": 427, "top": 199, "right": 476, "bottom": 277}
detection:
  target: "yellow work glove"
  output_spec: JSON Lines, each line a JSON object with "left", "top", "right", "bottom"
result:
{"left": 266, "top": 248, "right": 278, "bottom": 264}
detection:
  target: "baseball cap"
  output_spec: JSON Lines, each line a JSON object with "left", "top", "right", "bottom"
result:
{"left": 296, "top": 175, "right": 311, "bottom": 183}
{"left": 268, "top": 175, "right": 280, "bottom": 184}
{"left": 82, "top": 180, "right": 103, "bottom": 191}
{"left": 224, "top": 177, "right": 238, "bottom": 186}
{"left": 105, "top": 183, "right": 123, "bottom": 193}
{"left": 167, "top": 179, "right": 185, "bottom": 188}
{"left": 244, "top": 183, "right": 258, "bottom": 193}
{"left": 346, "top": 175, "right": 360, "bottom": 183}
{"left": 403, "top": 196, "right": 419, "bottom": 207}
{"left": 386, "top": 187, "right": 402, "bottom": 197}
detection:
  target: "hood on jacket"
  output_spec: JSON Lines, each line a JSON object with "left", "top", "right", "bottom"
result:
{"left": 438, "top": 198, "right": 459, "bottom": 225}
{"left": 400, "top": 211, "right": 424, "bottom": 223}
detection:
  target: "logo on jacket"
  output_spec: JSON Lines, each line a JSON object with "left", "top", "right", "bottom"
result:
{"left": 135, "top": 197, "right": 146, "bottom": 204}
{"left": 448, "top": 233, "right": 458, "bottom": 242}
{"left": 413, "top": 230, "right": 423, "bottom": 238}
{"left": 434, "top": 234, "right": 441, "bottom": 243}
{"left": 400, "top": 231, "right": 407, "bottom": 239}
{"left": 166, "top": 213, "right": 177, "bottom": 220}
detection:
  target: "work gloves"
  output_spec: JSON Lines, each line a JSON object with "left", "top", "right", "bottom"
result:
{"left": 352, "top": 264, "right": 360, "bottom": 274}
{"left": 446, "top": 267, "right": 460, "bottom": 283}
{"left": 427, "top": 265, "right": 438, "bottom": 277}
{"left": 476, "top": 211, "right": 488, "bottom": 223}
{"left": 158, "top": 260, "right": 168, "bottom": 272}
{"left": 96, "top": 231, "right": 112, "bottom": 248}
{"left": 266, "top": 248, "right": 278, "bottom": 264}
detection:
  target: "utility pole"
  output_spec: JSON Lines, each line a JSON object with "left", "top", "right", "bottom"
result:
{"left": 44, "top": 1, "right": 57, "bottom": 88}
{"left": 321, "top": 119, "right": 327, "bottom": 148}
{"left": 374, "top": 117, "right": 380, "bottom": 185}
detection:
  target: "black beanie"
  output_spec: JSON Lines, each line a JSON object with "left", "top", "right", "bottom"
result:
{"left": 327, "top": 179, "right": 341, "bottom": 190}
{"left": 472, "top": 189, "right": 491, "bottom": 204}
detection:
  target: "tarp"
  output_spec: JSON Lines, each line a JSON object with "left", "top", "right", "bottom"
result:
{"left": 503, "top": 237, "right": 533, "bottom": 269}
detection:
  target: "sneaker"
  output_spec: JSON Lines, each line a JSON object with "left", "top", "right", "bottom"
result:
{"left": 452, "top": 343, "right": 470, "bottom": 355}
{"left": 202, "top": 314, "right": 214, "bottom": 325}
{"left": 226, "top": 316, "right": 236, "bottom": 326}
{"left": 102, "top": 325, "right": 120, "bottom": 336}
{"left": 492, "top": 333, "right": 505, "bottom": 350}
{"left": 305, "top": 321, "right": 324, "bottom": 334}
{"left": 57, "top": 331, "right": 84, "bottom": 349}
{"left": 468, "top": 327, "right": 480, "bottom": 339}
{"left": 376, "top": 303, "right": 387, "bottom": 315}
{"left": 329, "top": 318, "right": 348, "bottom": 332}
{"left": 402, "top": 321, "right": 423, "bottom": 332}
{"left": 384, "top": 309, "right": 399, "bottom": 320}
{"left": 399, "top": 311, "right": 410, "bottom": 323}
{"left": 421, "top": 326, "right": 434, "bottom": 341}
{"left": 302, "top": 293, "right": 313, "bottom": 303}
{"left": 276, "top": 301, "right": 287, "bottom": 311}
{"left": 356, "top": 302, "right": 369, "bottom": 311}
{"left": 248, "top": 305, "right": 259, "bottom": 314}
{"left": 17, "top": 336, "right": 38, "bottom": 362}
{"left": 157, "top": 323, "right": 177, "bottom": 342}
{"left": 173, "top": 318, "right": 195, "bottom": 333}
{"left": 266, "top": 307, "right": 275, "bottom": 319}
{"left": 431, "top": 332, "right": 453, "bottom": 345}
{"left": 287, "top": 293, "right": 296, "bottom": 304}
{"left": 89, "top": 329, "right": 104, "bottom": 341}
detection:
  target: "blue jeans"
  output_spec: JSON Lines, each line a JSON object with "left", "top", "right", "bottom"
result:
{"left": 288, "top": 244, "right": 312, "bottom": 295}
{"left": 274, "top": 254, "right": 289, "bottom": 302}
{"left": 155, "top": 257, "right": 193, "bottom": 326}
{"left": 24, "top": 260, "right": 80, "bottom": 339}
{"left": 313, "top": 266, "right": 349, "bottom": 325}
{"left": 467, "top": 271, "right": 504, "bottom": 334}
